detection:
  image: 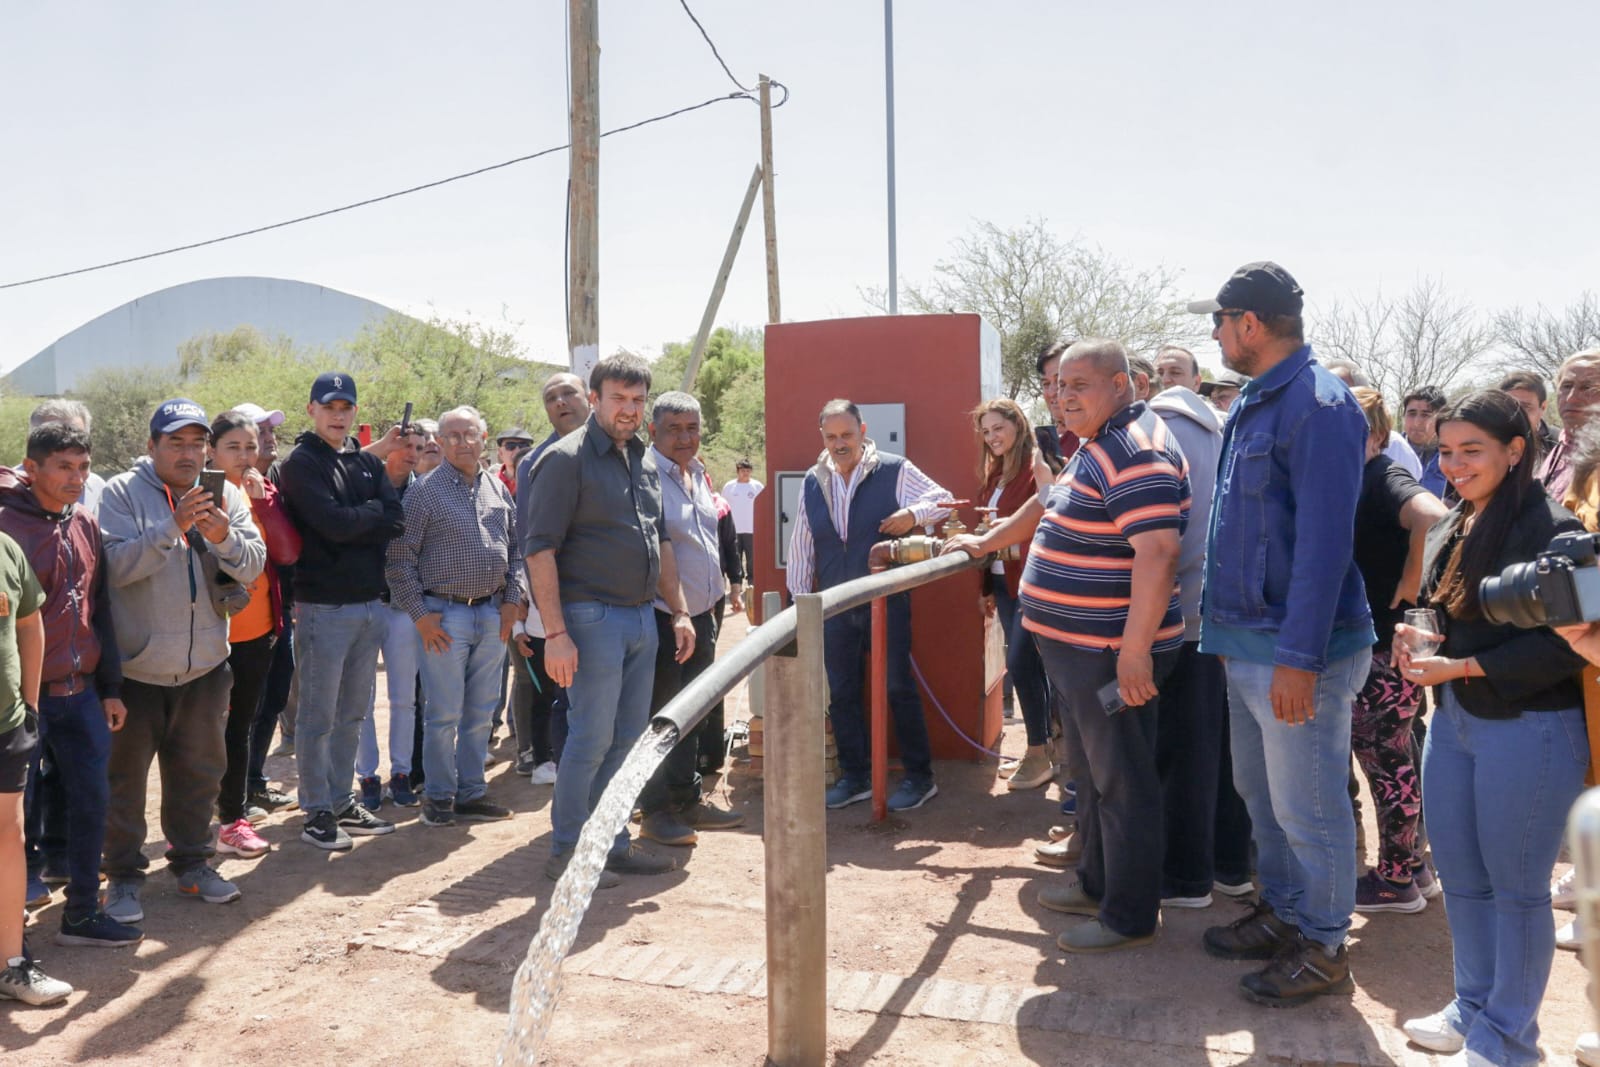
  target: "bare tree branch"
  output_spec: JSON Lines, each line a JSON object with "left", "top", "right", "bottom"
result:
{"left": 1493, "top": 292, "right": 1600, "bottom": 380}
{"left": 1311, "top": 278, "right": 1491, "bottom": 401}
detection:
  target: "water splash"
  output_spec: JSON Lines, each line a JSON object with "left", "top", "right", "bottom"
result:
{"left": 498, "top": 720, "right": 678, "bottom": 1065}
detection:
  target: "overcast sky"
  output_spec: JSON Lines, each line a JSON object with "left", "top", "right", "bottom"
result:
{"left": 5, "top": 1, "right": 1598, "bottom": 378}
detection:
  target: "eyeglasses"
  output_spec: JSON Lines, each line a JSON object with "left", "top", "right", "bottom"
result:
{"left": 1211, "top": 310, "right": 1248, "bottom": 328}
{"left": 439, "top": 431, "right": 484, "bottom": 446}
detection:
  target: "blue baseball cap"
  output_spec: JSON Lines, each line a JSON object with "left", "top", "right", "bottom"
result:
{"left": 310, "top": 371, "right": 358, "bottom": 405}
{"left": 150, "top": 398, "right": 209, "bottom": 437}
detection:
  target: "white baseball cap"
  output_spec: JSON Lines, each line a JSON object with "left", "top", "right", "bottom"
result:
{"left": 233, "top": 402, "right": 286, "bottom": 428}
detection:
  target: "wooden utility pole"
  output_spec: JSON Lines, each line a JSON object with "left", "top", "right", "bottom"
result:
{"left": 682, "top": 164, "right": 765, "bottom": 393}
{"left": 567, "top": 0, "right": 600, "bottom": 379}
{"left": 759, "top": 74, "right": 781, "bottom": 323}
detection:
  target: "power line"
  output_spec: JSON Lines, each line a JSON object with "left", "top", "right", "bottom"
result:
{"left": 677, "top": 0, "right": 788, "bottom": 106}
{"left": 0, "top": 91, "right": 754, "bottom": 292}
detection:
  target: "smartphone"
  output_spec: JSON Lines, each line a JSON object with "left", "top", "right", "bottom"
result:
{"left": 400, "top": 401, "right": 414, "bottom": 435}
{"left": 198, "top": 468, "right": 227, "bottom": 501}
{"left": 1096, "top": 677, "right": 1127, "bottom": 717}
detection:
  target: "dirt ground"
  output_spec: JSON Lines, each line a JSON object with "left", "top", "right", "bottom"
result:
{"left": 6, "top": 611, "right": 1592, "bottom": 1066}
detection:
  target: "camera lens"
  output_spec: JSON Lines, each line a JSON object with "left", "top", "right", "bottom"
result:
{"left": 1478, "top": 563, "right": 1547, "bottom": 629}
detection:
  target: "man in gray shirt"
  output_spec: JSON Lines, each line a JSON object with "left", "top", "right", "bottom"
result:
{"left": 523, "top": 354, "right": 696, "bottom": 885}
{"left": 632, "top": 392, "right": 745, "bottom": 848}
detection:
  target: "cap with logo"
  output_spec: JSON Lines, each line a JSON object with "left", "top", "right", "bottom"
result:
{"left": 1186, "top": 261, "right": 1305, "bottom": 318}
{"left": 310, "top": 371, "right": 358, "bottom": 405}
{"left": 233, "top": 402, "right": 286, "bottom": 428}
{"left": 151, "top": 398, "right": 210, "bottom": 437}
{"left": 1199, "top": 369, "right": 1252, "bottom": 396}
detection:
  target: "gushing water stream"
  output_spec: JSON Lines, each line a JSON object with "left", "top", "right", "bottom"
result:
{"left": 497, "top": 720, "right": 679, "bottom": 1066}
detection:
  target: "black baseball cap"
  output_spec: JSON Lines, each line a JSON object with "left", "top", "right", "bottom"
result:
{"left": 310, "top": 371, "right": 358, "bottom": 405}
{"left": 1187, "top": 261, "right": 1305, "bottom": 317}
{"left": 150, "top": 398, "right": 209, "bottom": 437}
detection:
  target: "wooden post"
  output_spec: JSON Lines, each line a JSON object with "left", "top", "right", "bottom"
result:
{"left": 567, "top": 0, "right": 600, "bottom": 379}
{"left": 763, "top": 591, "right": 826, "bottom": 1065}
{"left": 681, "top": 163, "right": 765, "bottom": 393}
{"left": 759, "top": 74, "right": 781, "bottom": 324}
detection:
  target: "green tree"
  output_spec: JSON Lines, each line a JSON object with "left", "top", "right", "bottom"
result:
{"left": 650, "top": 326, "right": 765, "bottom": 484}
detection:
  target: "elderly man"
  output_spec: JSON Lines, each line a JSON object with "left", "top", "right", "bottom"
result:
{"left": 634, "top": 392, "right": 745, "bottom": 846}
{"left": 509, "top": 371, "right": 594, "bottom": 783}
{"left": 100, "top": 399, "right": 267, "bottom": 921}
{"left": 1155, "top": 346, "right": 1204, "bottom": 394}
{"left": 788, "top": 399, "right": 951, "bottom": 812}
{"left": 948, "top": 340, "right": 1191, "bottom": 952}
{"left": 388, "top": 407, "right": 522, "bottom": 826}
{"left": 1190, "top": 261, "right": 1373, "bottom": 1006}
{"left": 524, "top": 354, "right": 697, "bottom": 884}
{"left": 1201, "top": 369, "right": 1249, "bottom": 415}
{"left": 1540, "top": 349, "right": 1600, "bottom": 500}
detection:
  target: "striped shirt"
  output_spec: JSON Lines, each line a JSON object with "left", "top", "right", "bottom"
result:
{"left": 1020, "top": 401, "right": 1189, "bottom": 653}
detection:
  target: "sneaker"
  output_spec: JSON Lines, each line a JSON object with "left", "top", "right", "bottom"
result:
{"left": 545, "top": 851, "right": 620, "bottom": 889}
{"left": 248, "top": 786, "right": 298, "bottom": 813}
{"left": 216, "top": 818, "right": 270, "bottom": 859}
{"left": 1203, "top": 899, "right": 1300, "bottom": 961}
{"left": 24, "top": 872, "right": 51, "bottom": 910}
{"left": 358, "top": 775, "right": 383, "bottom": 812}
{"left": 336, "top": 800, "right": 395, "bottom": 836}
{"left": 639, "top": 811, "right": 698, "bottom": 846}
{"left": 514, "top": 750, "right": 536, "bottom": 776}
{"left": 1411, "top": 862, "right": 1441, "bottom": 899}
{"left": 1161, "top": 893, "right": 1214, "bottom": 909}
{"left": 1401, "top": 1008, "right": 1466, "bottom": 1053}
{"left": 103, "top": 880, "right": 144, "bottom": 924}
{"left": 1057, "top": 918, "right": 1155, "bottom": 954}
{"left": 455, "top": 797, "right": 513, "bottom": 821}
{"left": 242, "top": 803, "right": 270, "bottom": 826}
{"left": 605, "top": 843, "right": 677, "bottom": 876}
{"left": 56, "top": 911, "right": 143, "bottom": 948}
{"left": 1558, "top": 919, "right": 1579, "bottom": 951}
{"left": 529, "top": 761, "right": 558, "bottom": 786}
{"left": 887, "top": 779, "right": 938, "bottom": 812}
{"left": 420, "top": 797, "right": 456, "bottom": 827}
{"left": 1354, "top": 869, "right": 1426, "bottom": 914}
{"left": 1214, "top": 877, "right": 1256, "bottom": 898}
{"left": 1037, "top": 881, "right": 1100, "bottom": 916}
{"left": 1554, "top": 866, "right": 1576, "bottom": 910}
{"left": 1578, "top": 1031, "right": 1600, "bottom": 1067}
{"left": 175, "top": 865, "right": 241, "bottom": 904}
{"left": 300, "top": 810, "right": 353, "bottom": 851}
{"left": 388, "top": 772, "right": 420, "bottom": 807}
{"left": 682, "top": 803, "right": 744, "bottom": 830}
{"left": 1239, "top": 934, "right": 1354, "bottom": 1007}
{"left": 1006, "top": 746, "right": 1054, "bottom": 791}
{"left": 1059, "top": 792, "right": 1077, "bottom": 817}
{"left": 0, "top": 956, "right": 72, "bottom": 1006}
{"left": 825, "top": 778, "right": 871, "bottom": 810}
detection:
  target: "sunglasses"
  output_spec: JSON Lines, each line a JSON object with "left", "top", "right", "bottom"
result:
{"left": 1211, "top": 310, "right": 1248, "bottom": 328}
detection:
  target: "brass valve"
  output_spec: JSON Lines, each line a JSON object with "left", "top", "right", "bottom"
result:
{"left": 888, "top": 534, "right": 940, "bottom": 565}
{"left": 996, "top": 542, "right": 1023, "bottom": 561}
{"left": 974, "top": 506, "right": 998, "bottom": 536}
{"left": 934, "top": 499, "right": 972, "bottom": 540}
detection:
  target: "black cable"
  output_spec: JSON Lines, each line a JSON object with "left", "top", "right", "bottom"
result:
{"left": 677, "top": 0, "right": 788, "bottom": 107}
{"left": 0, "top": 92, "right": 753, "bottom": 292}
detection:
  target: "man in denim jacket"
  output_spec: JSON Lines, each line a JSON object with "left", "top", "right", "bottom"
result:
{"left": 1190, "top": 262, "right": 1376, "bottom": 1007}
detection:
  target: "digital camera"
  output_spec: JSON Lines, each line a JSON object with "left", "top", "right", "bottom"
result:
{"left": 1479, "top": 530, "right": 1600, "bottom": 628}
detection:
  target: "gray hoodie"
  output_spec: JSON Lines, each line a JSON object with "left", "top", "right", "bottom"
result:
{"left": 1148, "top": 387, "right": 1222, "bottom": 640}
{"left": 99, "top": 458, "right": 266, "bottom": 686}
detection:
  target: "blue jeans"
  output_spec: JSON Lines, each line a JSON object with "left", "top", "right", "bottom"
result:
{"left": 1423, "top": 689, "right": 1589, "bottom": 1067}
{"left": 993, "top": 582, "right": 1051, "bottom": 748}
{"left": 550, "top": 601, "right": 657, "bottom": 857}
{"left": 417, "top": 597, "right": 505, "bottom": 804}
{"left": 26, "top": 690, "right": 111, "bottom": 917}
{"left": 293, "top": 600, "right": 387, "bottom": 815}
{"left": 358, "top": 604, "right": 424, "bottom": 779}
{"left": 823, "top": 595, "right": 933, "bottom": 787}
{"left": 1224, "top": 651, "right": 1368, "bottom": 947}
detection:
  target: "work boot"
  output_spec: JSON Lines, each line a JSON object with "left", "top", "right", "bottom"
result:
{"left": 639, "top": 810, "right": 698, "bottom": 846}
{"left": 1202, "top": 899, "right": 1299, "bottom": 961}
{"left": 1239, "top": 934, "right": 1354, "bottom": 1007}
{"left": 544, "top": 851, "right": 620, "bottom": 889}
{"left": 681, "top": 803, "right": 744, "bottom": 830}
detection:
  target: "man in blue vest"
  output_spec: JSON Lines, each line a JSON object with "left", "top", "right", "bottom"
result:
{"left": 786, "top": 399, "right": 950, "bottom": 812}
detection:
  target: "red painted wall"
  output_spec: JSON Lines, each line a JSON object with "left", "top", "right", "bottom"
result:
{"left": 750, "top": 314, "right": 1003, "bottom": 762}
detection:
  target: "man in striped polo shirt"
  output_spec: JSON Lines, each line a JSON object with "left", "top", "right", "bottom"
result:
{"left": 946, "top": 338, "right": 1189, "bottom": 953}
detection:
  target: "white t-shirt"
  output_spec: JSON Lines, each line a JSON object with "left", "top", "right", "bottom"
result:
{"left": 722, "top": 478, "right": 763, "bottom": 535}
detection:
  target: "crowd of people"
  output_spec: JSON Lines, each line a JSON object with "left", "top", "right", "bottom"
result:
{"left": 0, "top": 261, "right": 1594, "bottom": 1066}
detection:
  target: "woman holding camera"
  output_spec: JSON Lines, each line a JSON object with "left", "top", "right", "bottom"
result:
{"left": 971, "top": 399, "right": 1055, "bottom": 789}
{"left": 1393, "top": 390, "right": 1589, "bottom": 1066}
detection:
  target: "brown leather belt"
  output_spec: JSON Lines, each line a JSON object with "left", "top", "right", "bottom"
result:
{"left": 425, "top": 590, "right": 501, "bottom": 607}
{"left": 44, "top": 674, "right": 90, "bottom": 698}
